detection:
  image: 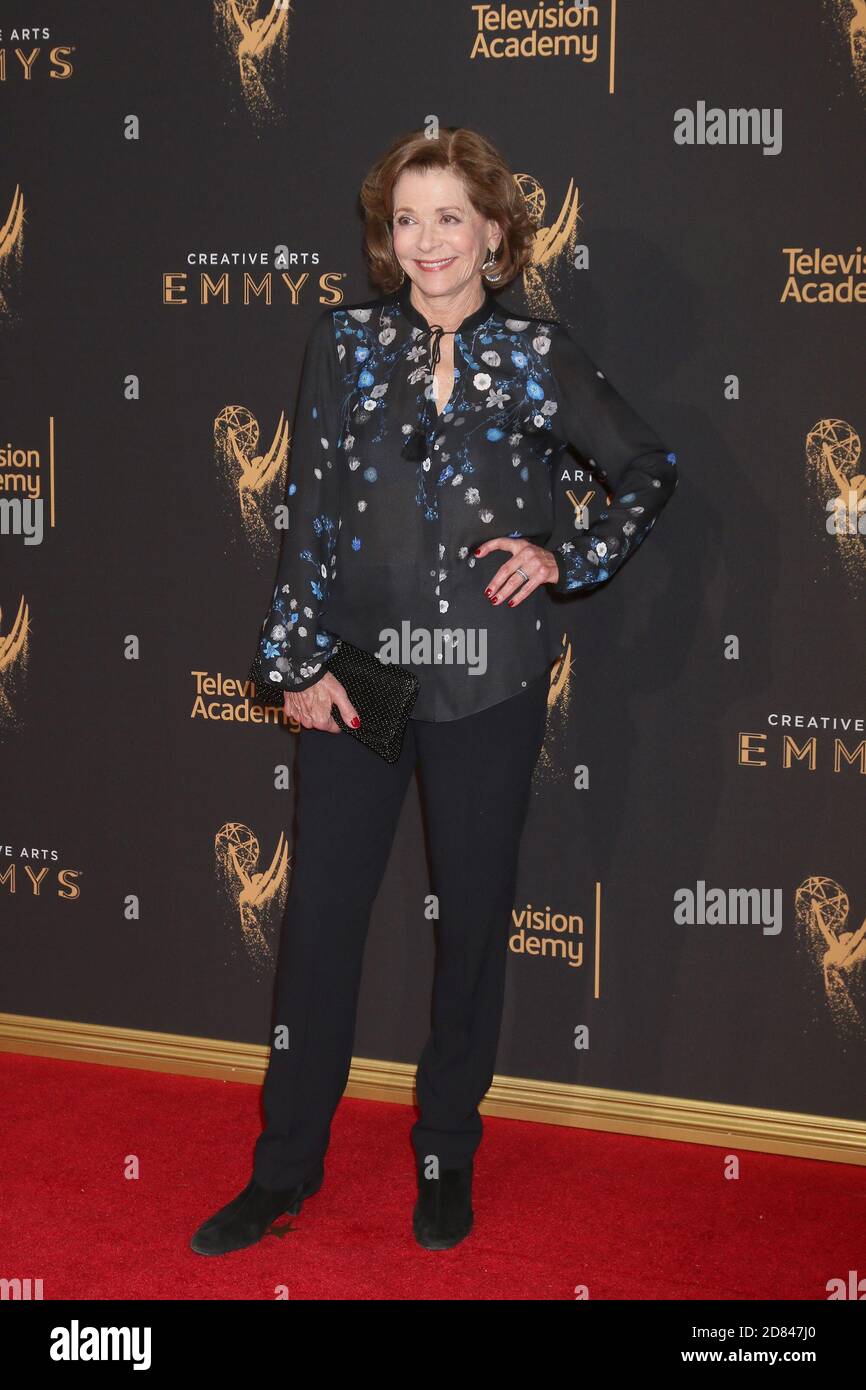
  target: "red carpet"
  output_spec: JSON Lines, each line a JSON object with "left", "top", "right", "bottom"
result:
{"left": 1, "top": 1051, "right": 862, "bottom": 1300}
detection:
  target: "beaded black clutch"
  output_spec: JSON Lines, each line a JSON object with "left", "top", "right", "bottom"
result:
{"left": 248, "top": 640, "right": 419, "bottom": 763}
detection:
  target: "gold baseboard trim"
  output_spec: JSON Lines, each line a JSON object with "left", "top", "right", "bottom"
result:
{"left": 1, "top": 1011, "right": 864, "bottom": 1166}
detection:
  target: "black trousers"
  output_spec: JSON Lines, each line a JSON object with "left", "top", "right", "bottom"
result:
{"left": 252, "top": 667, "right": 550, "bottom": 1191}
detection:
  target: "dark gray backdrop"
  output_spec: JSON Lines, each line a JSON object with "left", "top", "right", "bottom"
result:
{"left": 3, "top": 0, "right": 864, "bottom": 1124}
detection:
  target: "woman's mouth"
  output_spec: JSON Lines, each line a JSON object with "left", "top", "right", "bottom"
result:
{"left": 415, "top": 257, "right": 457, "bottom": 272}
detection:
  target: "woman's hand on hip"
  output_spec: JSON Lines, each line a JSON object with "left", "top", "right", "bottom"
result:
{"left": 283, "top": 671, "right": 360, "bottom": 733}
{"left": 473, "top": 538, "right": 559, "bottom": 606}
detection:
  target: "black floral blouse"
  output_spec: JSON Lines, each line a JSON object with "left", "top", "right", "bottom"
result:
{"left": 249, "top": 276, "right": 678, "bottom": 721}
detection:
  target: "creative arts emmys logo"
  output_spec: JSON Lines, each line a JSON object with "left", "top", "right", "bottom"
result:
{"left": 795, "top": 876, "right": 866, "bottom": 1041}
{"left": 560, "top": 474, "right": 607, "bottom": 546}
{"left": 162, "top": 260, "right": 340, "bottom": 308}
{"left": 215, "top": 404, "right": 289, "bottom": 552}
{"left": 0, "top": 33, "right": 75, "bottom": 82}
{"left": 805, "top": 415, "right": 865, "bottom": 590}
{"left": 0, "top": 845, "right": 82, "bottom": 899}
{"left": 0, "top": 596, "right": 29, "bottom": 728}
{"left": 214, "top": 822, "right": 290, "bottom": 970}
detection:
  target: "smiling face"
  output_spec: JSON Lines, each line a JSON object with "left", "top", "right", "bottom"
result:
{"left": 391, "top": 165, "right": 502, "bottom": 304}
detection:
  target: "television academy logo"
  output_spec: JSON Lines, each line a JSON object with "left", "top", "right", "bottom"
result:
{"left": 782, "top": 247, "right": 866, "bottom": 305}
{"left": 1, "top": 421, "right": 60, "bottom": 546}
{"left": 468, "top": 1, "right": 604, "bottom": 65}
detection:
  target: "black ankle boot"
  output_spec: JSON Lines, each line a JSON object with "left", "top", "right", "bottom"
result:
{"left": 190, "top": 1166, "right": 324, "bottom": 1256}
{"left": 413, "top": 1159, "right": 474, "bottom": 1250}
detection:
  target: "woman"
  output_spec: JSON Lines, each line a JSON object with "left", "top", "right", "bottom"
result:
{"left": 191, "top": 126, "right": 678, "bottom": 1257}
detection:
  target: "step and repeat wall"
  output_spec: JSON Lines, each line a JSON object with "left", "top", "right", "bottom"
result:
{"left": 3, "top": 2, "right": 864, "bottom": 1127}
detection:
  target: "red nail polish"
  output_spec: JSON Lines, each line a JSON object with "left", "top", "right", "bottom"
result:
{"left": 507, "top": 599, "right": 514, "bottom": 607}
{"left": 484, "top": 587, "right": 492, "bottom": 597}
{"left": 474, "top": 548, "right": 482, "bottom": 556}
{"left": 491, "top": 596, "right": 499, "bottom": 604}
{"left": 351, "top": 716, "right": 361, "bottom": 728}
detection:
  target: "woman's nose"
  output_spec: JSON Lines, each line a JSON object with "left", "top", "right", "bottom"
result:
{"left": 414, "top": 221, "right": 446, "bottom": 247}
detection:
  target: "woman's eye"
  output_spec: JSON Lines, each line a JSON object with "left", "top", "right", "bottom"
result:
{"left": 393, "top": 214, "right": 460, "bottom": 226}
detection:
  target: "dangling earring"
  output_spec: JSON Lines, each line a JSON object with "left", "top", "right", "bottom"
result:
{"left": 481, "top": 246, "right": 502, "bottom": 282}
{"left": 399, "top": 266, "right": 406, "bottom": 285}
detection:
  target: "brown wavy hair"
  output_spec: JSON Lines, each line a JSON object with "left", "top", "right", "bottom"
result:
{"left": 359, "top": 126, "right": 535, "bottom": 295}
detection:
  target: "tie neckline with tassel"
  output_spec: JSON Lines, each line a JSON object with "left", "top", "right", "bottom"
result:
{"left": 396, "top": 279, "right": 498, "bottom": 463}
{"left": 401, "top": 321, "right": 450, "bottom": 462}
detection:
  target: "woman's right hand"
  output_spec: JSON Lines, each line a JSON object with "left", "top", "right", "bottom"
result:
{"left": 283, "top": 670, "right": 361, "bottom": 733}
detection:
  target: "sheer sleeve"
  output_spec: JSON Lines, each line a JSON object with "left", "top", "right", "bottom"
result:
{"left": 542, "top": 322, "right": 678, "bottom": 594}
{"left": 248, "top": 308, "right": 343, "bottom": 704}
